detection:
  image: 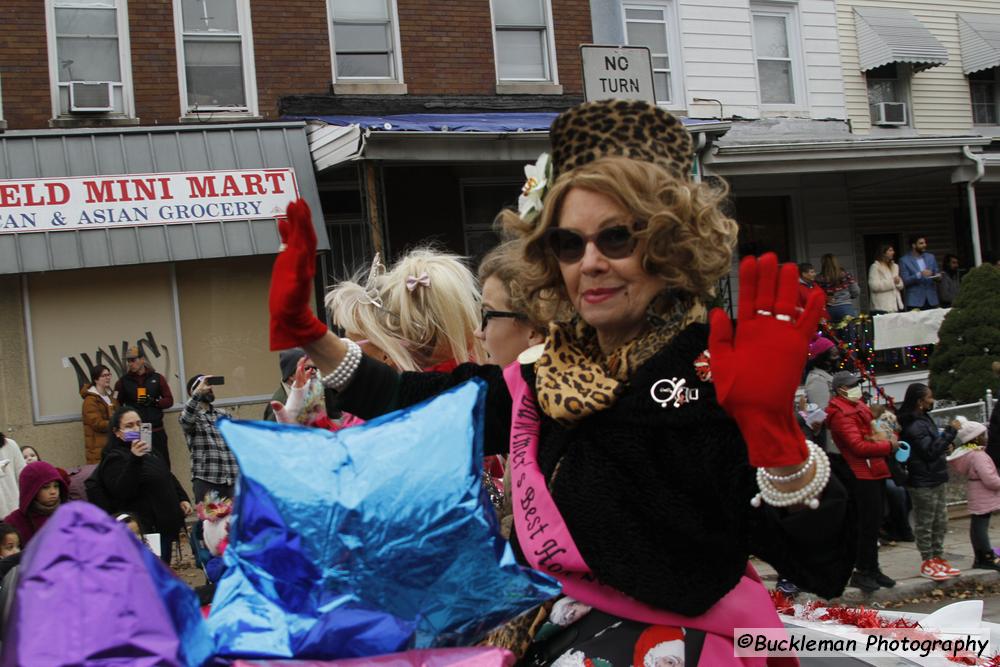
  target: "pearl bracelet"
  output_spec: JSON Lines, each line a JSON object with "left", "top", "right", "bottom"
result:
{"left": 319, "top": 338, "right": 363, "bottom": 392}
{"left": 751, "top": 441, "right": 830, "bottom": 510}
{"left": 759, "top": 447, "right": 816, "bottom": 483}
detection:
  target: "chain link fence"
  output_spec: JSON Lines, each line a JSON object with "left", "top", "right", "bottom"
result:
{"left": 929, "top": 391, "right": 996, "bottom": 506}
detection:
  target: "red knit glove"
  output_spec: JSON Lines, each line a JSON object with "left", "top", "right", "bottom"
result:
{"left": 268, "top": 199, "right": 329, "bottom": 351}
{"left": 708, "top": 253, "right": 825, "bottom": 468}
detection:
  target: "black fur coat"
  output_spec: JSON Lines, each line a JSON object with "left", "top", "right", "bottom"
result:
{"left": 335, "top": 322, "right": 855, "bottom": 617}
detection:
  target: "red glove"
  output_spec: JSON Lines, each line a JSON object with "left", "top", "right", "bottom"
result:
{"left": 708, "top": 253, "right": 825, "bottom": 468}
{"left": 268, "top": 199, "right": 329, "bottom": 351}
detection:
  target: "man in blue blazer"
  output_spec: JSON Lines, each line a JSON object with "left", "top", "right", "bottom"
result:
{"left": 899, "top": 235, "right": 940, "bottom": 309}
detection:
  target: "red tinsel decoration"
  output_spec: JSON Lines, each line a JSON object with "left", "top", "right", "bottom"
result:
{"left": 770, "top": 589, "right": 795, "bottom": 615}
{"left": 818, "top": 604, "right": 918, "bottom": 629}
{"left": 819, "top": 318, "right": 895, "bottom": 410}
{"left": 772, "top": 592, "right": 990, "bottom": 664}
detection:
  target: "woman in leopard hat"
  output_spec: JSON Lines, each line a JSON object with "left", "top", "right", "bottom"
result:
{"left": 269, "top": 99, "right": 853, "bottom": 665}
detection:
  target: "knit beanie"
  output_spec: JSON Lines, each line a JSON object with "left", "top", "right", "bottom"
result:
{"left": 279, "top": 348, "right": 306, "bottom": 382}
{"left": 808, "top": 334, "right": 835, "bottom": 360}
{"left": 956, "top": 417, "right": 987, "bottom": 445}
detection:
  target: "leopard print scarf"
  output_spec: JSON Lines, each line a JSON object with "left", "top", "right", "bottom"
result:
{"left": 536, "top": 295, "right": 705, "bottom": 426}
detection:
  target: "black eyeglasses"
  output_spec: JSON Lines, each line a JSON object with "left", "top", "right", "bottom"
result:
{"left": 544, "top": 225, "right": 638, "bottom": 264}
{"left": 481, "top": 309, "right": 526, "bottom": 331}
{"left": 126, "top": 357, "right": 138, "bottom": 362}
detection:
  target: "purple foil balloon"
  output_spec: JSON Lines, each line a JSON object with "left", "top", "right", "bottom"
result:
{"left": 1, "top": 501, "right": 211, "bottom": 667}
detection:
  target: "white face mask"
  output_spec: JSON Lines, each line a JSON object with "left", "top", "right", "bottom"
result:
{"left": 845, "top": 386, "right": 863, "bottom": 401}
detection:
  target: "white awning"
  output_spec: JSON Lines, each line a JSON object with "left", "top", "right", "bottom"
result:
{"left": 854, "top": 7, "right": 949, "bottom": 72}
{"left": 959, "top": 13, "right": 1000, "bottom": 74}
{"left": 706, "top": 135, "right": 991, "bottom": 177}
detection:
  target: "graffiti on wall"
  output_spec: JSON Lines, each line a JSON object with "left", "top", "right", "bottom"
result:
{"left": 66, "top": 331, "right": 172, "bottom": 389}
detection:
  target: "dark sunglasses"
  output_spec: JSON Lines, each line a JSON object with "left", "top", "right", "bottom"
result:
{"left": 544, "top": 225, "right": 638, "bottom": 263}
{"left": 481, "top": 309, "right": 526, "bottom": 331}
{"left": 126, "top": 357, "right": 138, "bottom": 362}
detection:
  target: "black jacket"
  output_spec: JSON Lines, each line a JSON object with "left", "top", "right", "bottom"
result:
{"left": 114, "top": 370, "right": 172, "bottom": 429}
{"left": 988, "top": 407, "right": 1000, "bottom": 472}
{"left": 98, "top": 439, "right": 189, "bottom": 536}
{"left": 900, "top": 413, "right": 956, "bottom": 488}
{"left": 333, "top": 323, "right": 854, "bottom": 617}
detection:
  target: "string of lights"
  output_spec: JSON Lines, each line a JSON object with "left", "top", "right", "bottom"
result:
{"left": 819, "top": 313, "right": 932, "bottom": 410}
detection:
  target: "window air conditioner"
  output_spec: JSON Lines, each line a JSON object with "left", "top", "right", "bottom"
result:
{"left": 873, "top": 102, "right": 907, "bottom": 126}
{"left": 69, "top": 81, "right": 114, "bottom": 112}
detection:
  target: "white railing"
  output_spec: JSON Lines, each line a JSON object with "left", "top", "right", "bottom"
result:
{"left": 928, "top": 389, "right": 995, "bottom": 508}
{"left": 929, "top": 399, "right": 989, "bottom": 427}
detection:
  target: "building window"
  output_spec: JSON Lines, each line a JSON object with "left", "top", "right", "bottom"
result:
{"left": 970, "top": 68, "right": 999, "bottom": 125}
{"left": 750, "top": 3, "right": 803, "bottom": 107}
{"left": 25, "top": 264, "right": 181, "bottom": 421}
{"left": 866, "top": 63, "right": 909, "bottom": 125}
{"left": 623, "top": 2, "right": 681, "bottom": 106}
{"left": 174, "top": 0, "right": 257, "bottom": 115}
{"left": 47, "top": 0, "right": 134, "bottom": 117}
{"left": 25, "top": 257, "right": 277, "bottom": 422}
{"left": 328, "top": 0, "right": 402, "bottom": 80}
{"left": 491, "top": 0, "right": 557, "bottom": 82}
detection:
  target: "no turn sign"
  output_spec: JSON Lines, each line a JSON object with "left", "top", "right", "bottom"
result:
{"left": 580, "top": 45, "right": 656, "bottom": 104}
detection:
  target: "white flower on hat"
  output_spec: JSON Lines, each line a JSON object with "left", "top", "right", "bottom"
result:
{"left": 517, "top": 152, "right": 551, "bottom": 223}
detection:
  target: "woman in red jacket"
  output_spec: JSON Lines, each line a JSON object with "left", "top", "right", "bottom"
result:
{"left": 826, "top": 371, "right": 899, "bottom": 593}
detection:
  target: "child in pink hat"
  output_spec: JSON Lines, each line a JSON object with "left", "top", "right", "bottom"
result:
{"left": 947, "top": 417, "right": 1000, "bottom": 571}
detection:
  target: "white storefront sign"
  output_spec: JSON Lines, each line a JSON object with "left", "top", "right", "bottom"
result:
{"left": 0, "top": 168, "right": 299, "bottom": 233}
{"left": 581, "top": 44, "right": 656, "bottom": 103}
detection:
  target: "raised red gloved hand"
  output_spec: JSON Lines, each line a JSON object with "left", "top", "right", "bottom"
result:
{"left": 708, "top": 253, "right": 825, "bottom": 468}
{"left": 268, "top": 199, "right": 329, "bottom": 351}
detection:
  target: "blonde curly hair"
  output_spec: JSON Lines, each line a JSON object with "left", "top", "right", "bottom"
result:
{"left": 499, "top": 156, "right": 737, "bottom": 320}
{"left": 325, "top": 247, "right": 484, "bottom": 371}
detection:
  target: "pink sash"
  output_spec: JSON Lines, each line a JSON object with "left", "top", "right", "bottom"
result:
{"left": 503, "top": 363, "right": 797, "bottom": 666}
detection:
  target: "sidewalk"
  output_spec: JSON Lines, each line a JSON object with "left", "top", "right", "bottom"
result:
{"left": 755, "top": 515, "right": 1000, "bottom": 605}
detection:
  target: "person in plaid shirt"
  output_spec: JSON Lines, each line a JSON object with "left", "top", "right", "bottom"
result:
{"left": 181, "top": 374, "right": 240, "bottom": 503}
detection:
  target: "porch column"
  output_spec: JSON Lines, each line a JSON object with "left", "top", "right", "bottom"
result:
{"left": 967, "top": 180, "right": 983, "bottom": 267}
{"left": 361, "top": 161, "right": 386, "bottom": 259}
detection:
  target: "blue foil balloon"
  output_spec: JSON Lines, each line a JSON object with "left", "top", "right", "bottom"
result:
{"left": 210, "top": 379, "right": 560, "bottom": 660}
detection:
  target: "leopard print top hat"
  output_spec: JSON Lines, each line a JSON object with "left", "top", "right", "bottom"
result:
{"left": 549, "top": 99, "right": 693, "bottom": 181}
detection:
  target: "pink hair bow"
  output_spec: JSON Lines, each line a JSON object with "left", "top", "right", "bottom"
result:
{"left": 406, "top": 272, "right": 431, "bottom": 292}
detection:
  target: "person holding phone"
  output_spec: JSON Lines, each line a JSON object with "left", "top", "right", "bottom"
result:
{"left": 113, "top": 346, "right": 174, "bottom": 469}
{"left": 98, "top": 407, "right": 191, "bottom": 566}
{"left": 180, "top": 374, "right": 239, "bottom": 502}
